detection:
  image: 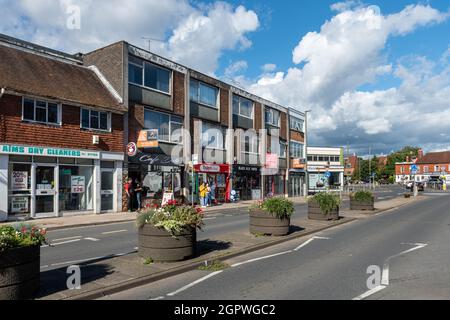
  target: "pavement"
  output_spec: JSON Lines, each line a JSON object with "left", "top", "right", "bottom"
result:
{"left": 34, "top": 188, "right": 424, "bottom": 300}
{"left": 100, "top": 192, "right": 450, "bottom": 300}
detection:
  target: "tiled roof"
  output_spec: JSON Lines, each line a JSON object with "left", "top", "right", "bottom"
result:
{"left": 416, "top": 151, "right": 450, "bottom": 164}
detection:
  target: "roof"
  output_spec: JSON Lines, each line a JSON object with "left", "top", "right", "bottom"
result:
{"left": 0, "top": 44, "right": 126, "bottom": 113}
{"left": 416, "top": 151, "right": 450, "bottom": 164}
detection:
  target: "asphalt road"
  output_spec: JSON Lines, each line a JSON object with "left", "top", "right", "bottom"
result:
{"left": 101, "top": 190, "right": 450, "bottom": 300}
{"left": 40, "top": 185, "right": 406, "bottom": 271}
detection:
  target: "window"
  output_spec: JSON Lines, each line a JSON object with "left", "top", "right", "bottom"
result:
{"left": 81, "top": 108, "right": 110, "bottom": 131}
{"left": 279, "top": 141, "right": 287, "bottom": 158}
{"left": 423, "top": 166, "right": 429, "bottom": 173}
{"left": 240, "top": 133, "right": 259, "bottom": 155}
{"left": 265, "top": 108, "right": 280, "bottom": 127}
{"left": 202, "top": 122, "right": 225, "bottom": 150}
{"left": 128, "top": 56, "right": 171, "bottom": 94}
{"left": 233, "top": 95, "right": 253, "bottom": 119}
{"left": 144, "top": 110, "right": 183, "bottom": 144}
{"left": 190, "top": 79, "right": 219, "bottom": 108}
{"left": 22, "top": 98, "right": 60, "bottom": 125}
{"left": 435, "top": 165, "right": 440, "bottom": 172}
{"left": 290, "top": 116, "right": 304, "bottom": 132}
{"left": 290, "top": 141, "right": 304, "bottom": 159}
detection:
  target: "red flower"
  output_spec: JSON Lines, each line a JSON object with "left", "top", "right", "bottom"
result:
{"left": 40, "top": 229, "right": 47, "bottom": 236}
{"left": 196, "top": 208, "right": 203, "bottom": 214}
{"left": 21, "top": 226, "right": 27, "bottom": 233}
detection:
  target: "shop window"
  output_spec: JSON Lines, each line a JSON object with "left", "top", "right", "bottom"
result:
{"left": 59, "top": 166, "right": 94, "bottom": 212}
{"left": 8, "top": 163, "right": 32, "bottom": 215}
{"left": 81, "top": 108, "right": 111, "bottom": 131}
{"left": 190, "top": 79, "right": 219, "bottom": 108}
{"left": 22, "top": 98, "right": 61, "bottom": 125}
{"left": 59, "top": 158, "right": 76, "bottom": 165}
{"left": 9, "top": 156, "right": 32, "bottom": 163}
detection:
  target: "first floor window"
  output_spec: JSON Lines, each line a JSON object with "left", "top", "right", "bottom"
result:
{"left": 81, "top": 108, "right": 110, "bottom": 131}
{"left": 290, "top": 141, "right": 304, "bottom": 159}
{"left": 202, "top": 122, "right": 225, "bottom": 150}
{"left": 23, "top": 98, "right": 60, "bottom": 125}
{"left": 144, "top": 109, "right": 183, "bottom": 144}
{"left": 233, "top": 95, "right": 254, "bottom": 119}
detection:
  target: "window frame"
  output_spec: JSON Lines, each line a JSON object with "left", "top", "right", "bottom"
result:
{"left": 22, "top": 97, "right": 62, "bottom": 126}
{"left": 128, "top": 56, "right": 172, "bottom": 95}
{"left": 202, "top": 122, "right": 226, "bottom": 150}
{"left": 233, "top": 95, "right": 254, "bottom": 120}
{"left": 190, "top": 79, "right": 219, "bottom": 109}
{"left": 80, "top": 108, "right": 112, "bottom": 132}
{"left": 290, "top": 141, "right": 304, "bottom": 159}
{"left": 143, "top": 108, "right": 183, "bottom": 145}
{"left": 265, "top": 108, "right": 281, "bottom": 127}
{"left": 290, "top": 116, "right": 304, "bottom": 132}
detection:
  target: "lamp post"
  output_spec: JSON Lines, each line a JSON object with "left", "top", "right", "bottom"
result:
{"left": 304, "top": 110, "right": 312, "bottom": 198}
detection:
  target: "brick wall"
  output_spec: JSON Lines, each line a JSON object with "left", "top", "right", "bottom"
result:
{"left": 128, "top": 103, "right": 145, "bottom": 144}
{"left": 280, "top": 112, "right": 287, "bottom": 140}
{"left": 220, "top": 88, "right": 229, "bottom": 126}
{"left": 290, "top": 130, "right": 305, "bottom": 143}
{"left": 254, "top": 102, "right": 262, "bottom": 132}
{"left": 0, "top": 94, "right": 124, "bottom": 152}
{"left": 173, "top": 71, "right": 185, "bottom": 116}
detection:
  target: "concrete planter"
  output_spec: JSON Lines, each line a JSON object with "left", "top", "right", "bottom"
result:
{"left": 308, "top": 201, "right": 340, "bottom": 221}
{"left": 0, "top": 245, "right": 40, "bottom": 300}
{"left": 138, "top": 224, "right": 196, "bottom": 262}
{"left": 249, "top": 209, "right": 290, "bottom": 236}
{"left": 350, "top": 198, "right": 375, "bottom": 211}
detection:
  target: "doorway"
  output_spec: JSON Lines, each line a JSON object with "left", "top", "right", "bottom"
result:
{"left": 35, "top": 165, "right": 56, "bottom": 217}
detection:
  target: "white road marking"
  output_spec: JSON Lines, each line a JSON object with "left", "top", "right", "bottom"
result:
{"left": 101, "top": 229, "right": 128, "bottom": 235}
{"left": 84, "top": 237, "right": 100, "bottom": 242}
{"left": 203, "top": 217, "right": 217, "bottom": 221}
{"left": 40, "top": 265, "right": 49, "bottom": 270}
{"left": 42, "top": 250, "right": 136, "bottom": 268}
{"left": 52, "top": 236, "right": 82, "bottom": 242}
{"left": 353, "top": 242, "right": 427, "bottom": 300}
{"left": 167, "top": 271, "right": 223, "bottom": 297}
{"left": 51, "top": 239, "right": 82, "bottom": 246}
{"left": 294, "top": 236, "right": 330, "bottom": 251}
{"left": 149, "top": 296, "right": 165, "bottom": 301}
{"left": 353, "top": 285, "right": 386, "bottom": 300}
{"left": 231, "top": 251, "right": 292, "bottom": 268}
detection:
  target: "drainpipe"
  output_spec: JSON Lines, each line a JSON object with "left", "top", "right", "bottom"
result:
{"left": 0, "top": 88, "right": 5, "bottom": 99}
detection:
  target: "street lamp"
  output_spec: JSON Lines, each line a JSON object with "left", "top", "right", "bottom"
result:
{"left": 304, "top": 110, "right": 312, "bottom": 198}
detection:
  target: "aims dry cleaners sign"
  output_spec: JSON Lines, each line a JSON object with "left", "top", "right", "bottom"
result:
{"left": 0, "top": 144, "right": 100, "bottom": 159}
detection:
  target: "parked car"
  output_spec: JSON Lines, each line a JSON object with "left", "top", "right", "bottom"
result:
{"left": 406, "top": 181, "right": 424, "bottom": 191}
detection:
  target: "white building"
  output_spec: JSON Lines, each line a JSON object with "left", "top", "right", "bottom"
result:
{"left": 307, "top": 147, "right": 345, "bottom": 194}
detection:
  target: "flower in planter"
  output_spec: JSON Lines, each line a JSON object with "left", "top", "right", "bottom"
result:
{"left": 309, "top": 192, "right": 341, "bottom": 214}
{"left": 249, "top": 197, "right": 295, "bottom": 220}
{"left": 0, "top": 224, "right": 48, "bottom": 253}
{"left": 351, "top": 191, "right": 374, "bottom": 202}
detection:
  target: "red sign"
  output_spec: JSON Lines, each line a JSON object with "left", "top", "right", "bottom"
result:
{"left": 194, "top": 164, "right": 230, "bottom": 174}
{"left": 265, "top": 153, "right": 279, "bottom": 169}
{"left": 127, "top": 143, "right": 137, "bottom": 157}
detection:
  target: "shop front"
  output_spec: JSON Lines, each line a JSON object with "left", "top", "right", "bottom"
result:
{"left": 191, "top": 164, "right": 231, "bottom": 205}
{"left": 128, "top": 151, "right": 184, "bottom": 208}
{"left": 0, "top": 143, "right": 124, "bottom": 221}
{"left": 288, "top": 169, "right": 306, "bottom": 197}
{"left": 264, "top": 170, "right": 286, "bottom": 197}
{"left": 232, "top": 165, "right": 261, "bottom": 201}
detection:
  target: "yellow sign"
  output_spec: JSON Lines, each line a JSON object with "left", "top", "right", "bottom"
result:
{"left": 137, "top": 130, "right": 159, "bottom": 149}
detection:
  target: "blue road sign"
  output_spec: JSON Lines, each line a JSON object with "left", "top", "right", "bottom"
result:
{"left": 411, "top": 164, "right": 418, "bottom": 174}
{"left": 325, "top": 172, "right": 331, "bottom": 178}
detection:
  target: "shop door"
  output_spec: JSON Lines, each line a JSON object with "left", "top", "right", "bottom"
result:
{"left": 290, "top": 176, "right": 302, "bottom": 197}
{"left": 101, "top": 169, "right": 114, "bottom": 212}
{"left": 35, "top": 165, "right": 56, "bottom": 216}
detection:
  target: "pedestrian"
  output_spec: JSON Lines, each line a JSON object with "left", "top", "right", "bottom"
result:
{"left": 199, "top": 182, "right": 207, "bottom": 208}
{"left": 206, "top": 183, "right": 212, "bottom": 207}
{"left": 135, "top": 180, "right": 143, "bottom": 211}
{"left": 125, "top": 178, "right": 134, "bottom": 212}
{"left": 210, "top": 181, "right": 216, "bottom": 206}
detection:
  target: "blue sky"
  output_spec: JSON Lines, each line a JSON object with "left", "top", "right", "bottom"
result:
{"left": 1, "top": 0, "right": 450, "bottom": 155}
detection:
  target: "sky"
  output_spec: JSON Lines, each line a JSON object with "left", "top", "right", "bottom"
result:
{"left": 1, "top": 0, "right": 450, "bottom": 156}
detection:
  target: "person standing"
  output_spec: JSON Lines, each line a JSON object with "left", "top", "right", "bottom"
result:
{"left": 135, "top": 180, "right": 143, "bottom": 211}
{"left": 199, "top": 182, "right": 207, "bottom": 208}
{"left": 210, "top": 181, "right": 216, "bottom": 206}
{"left": 125, "top": 178, "right": 135, "bottom": 212}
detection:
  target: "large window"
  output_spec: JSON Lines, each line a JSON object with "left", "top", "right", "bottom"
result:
{"left": 202, "top": 122, "right": 225, "bottom": 150}
{"left": 290, "top": 141, "right": 304, "bottom": 159}
{"left": 144, "top": 109, "right": 183, "bottom": 144}
{"left": 128, "top": 55, "right": 171, "bottom": 94}
{"left": 265, "top": 108, "right": 280, "bottom": 127}
{"left": 23, "top": 98, "right": 60, "bottom": 125}
{"left": 190, "top": 79, "right": 219, "bottom": 108}
{"left": 290, "top": 116, "right": 304, "bottom": 132}
{"left": 233, "top": 95, "right": 253, "bottom": 119}
{"left": 279, "top": 141, "right": 287, "bottom": 158}
{"left": 81, "top": 108, "right": 110, "bottom": 131}
{"left": 307, "top": 154, "right": 340, "bottom": 163}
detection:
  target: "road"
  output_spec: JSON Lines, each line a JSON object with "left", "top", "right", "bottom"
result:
{"left": 101, "top": 190, "right": 450, "bottom": 300}
{"left": 40, "top": 185, "right": 405, "bottom": 271}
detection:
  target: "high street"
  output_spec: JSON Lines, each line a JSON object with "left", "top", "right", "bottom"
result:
{"left": 101, "top": 190, "right": 450, "bottom": 300}
{"left": 40, "top": 185, "right": 406, "bottom": 272}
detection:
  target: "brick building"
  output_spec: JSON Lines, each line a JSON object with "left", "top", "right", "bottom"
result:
{"left": 344, "top": 154, "right": 359, "bottom": 182}
{"left": 0, "top": 35, "right": 126, "bottom": 221}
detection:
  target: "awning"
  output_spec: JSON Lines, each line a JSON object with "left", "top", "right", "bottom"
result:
{"left": 129, "top": 150, "right": 183, "bottom": 167}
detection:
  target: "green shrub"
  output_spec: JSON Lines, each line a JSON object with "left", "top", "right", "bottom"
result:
{"left": 309, "top": 193, "right": 341, "bottom": 214}
{"left": 351, "top": 191, "right": 374, "bottom": 202}
{"left": 0, "top": 224, "right": 47, "bottom": 253}
{"left": 137, "top": 204, "right": 204, "bottom": 236}
{"left": 250, "top": 197, "right": 295, "bottom": 219}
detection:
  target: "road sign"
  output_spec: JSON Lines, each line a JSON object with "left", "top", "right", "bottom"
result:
{"left": 325, "top": 172, "right": 331, "bottom": 178}
{"left": 410, "top": 164, "right": 418, "bottom": 174}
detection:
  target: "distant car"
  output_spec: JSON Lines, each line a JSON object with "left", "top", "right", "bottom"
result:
{"left": 406, "top": 181, "right": 424, "bottom": 191}
{"left": 378, "top": 179, "right": 390, "bottom": 185}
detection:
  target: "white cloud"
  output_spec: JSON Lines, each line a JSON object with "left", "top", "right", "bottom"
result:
{"left": 0, "top": 0, "right": 259, "bottom": 75}
{"left": 248, "top": 4, "right": 449, "bottom": 153}
{"left": 225, "top": 60, "right": 248, "bottom": 77}
{"left": 261, "top": 63, "right": 277, "bottom": 72}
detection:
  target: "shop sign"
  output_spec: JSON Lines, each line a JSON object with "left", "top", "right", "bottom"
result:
{"left": 265, "top": 153, "right": 279, "bottom": 169}
{"left": 11, "top": 197, "right": 29, "bottom": 213}
{"left": 194, "top": 164, "right": 230, "bottom": 174}
{"left": 162, "top": 192, "right": 174, "bottom": 206}
{"left": 235, "top": 165, "right": 259, "bottom": 172}
{"left": 0, "top": 144, "right": 100, "bottom": 159}
{"left": 12, "top": 171, "right": 28, "bottom": 191}
{"left": 127, "top": 143, "right": 138, "bottom": 157}
{"left": 293, "top": 159, "right": 306, "bottom": 169}
{"left": 71, "top": 176, "right": 86, "bottom": 194}
{"left": 137, "top": 130, "right": 159, "bottom": 149}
